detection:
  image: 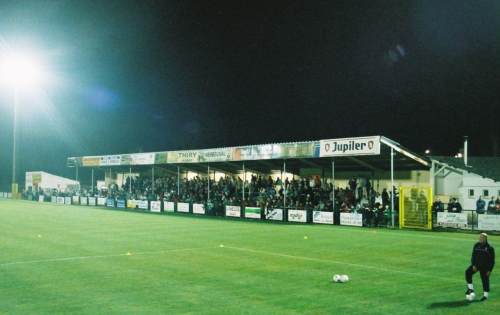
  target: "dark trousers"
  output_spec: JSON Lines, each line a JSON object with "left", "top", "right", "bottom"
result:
{"left": 465, "top": 265, "right": 490, "bottom": 292}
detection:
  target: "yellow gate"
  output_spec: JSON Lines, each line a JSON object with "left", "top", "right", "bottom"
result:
{"left": 399, "top": 186, "right": 432, "bottom": 230}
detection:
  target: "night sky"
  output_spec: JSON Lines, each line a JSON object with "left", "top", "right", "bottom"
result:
{"left": 0, "top": 0, "right": 499, "bottom": 189}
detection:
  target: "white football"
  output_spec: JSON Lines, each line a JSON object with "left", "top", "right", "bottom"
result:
{"left": 332, "top": 274, "right": 342, "bottom": 282}
{"left": 341, "top": 275, "right": 349, "bottom": 282}
{"left": 466, "top": 292, "right": 475, "bottom": 301}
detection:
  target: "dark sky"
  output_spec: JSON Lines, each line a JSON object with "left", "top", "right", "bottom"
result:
{"left": 0, "top": 0, "right": 499, "bottom": 189}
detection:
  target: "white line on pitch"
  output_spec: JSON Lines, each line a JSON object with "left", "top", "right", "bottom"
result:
{"left": 0, "top": 247, "right": 205, "bottom": 267}
{"left": 222, "top": 245, "right": 461, "bottom": 284}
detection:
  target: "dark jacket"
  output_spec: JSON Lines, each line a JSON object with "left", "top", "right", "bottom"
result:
{"left": 471, "top": 242, "right": 495, "bottom": 271}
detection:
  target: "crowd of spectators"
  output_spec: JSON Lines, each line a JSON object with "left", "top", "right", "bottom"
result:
{"left": 98, "top": 174, "right": 397, "bottom": 225}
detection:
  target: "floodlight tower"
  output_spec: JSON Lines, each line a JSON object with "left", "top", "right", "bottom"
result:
{"left": 0, "top": 52, "right": 43, "bottom": 196}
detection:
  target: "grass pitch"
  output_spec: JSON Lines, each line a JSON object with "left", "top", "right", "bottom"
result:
{"left": 0, "top": 199, "right": 498, "bottom": 314}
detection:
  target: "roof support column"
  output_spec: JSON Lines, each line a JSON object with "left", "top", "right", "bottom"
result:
{"left": 283, "top": 160, "right": 286, "bottom": 211}
{"left": 332, "top": 159, "right": 335, "bottom": 212}
{"left": 177, "top": 166, "right": 180, "bottom": 197}
{"left": 242, "top": 162, "right": 245, "bottom": 202}
{"left": 207, "top": 164, "right": 210, "bottom": 202}
{"left": 391, "top": 147, "right": 395, "bottom": 228}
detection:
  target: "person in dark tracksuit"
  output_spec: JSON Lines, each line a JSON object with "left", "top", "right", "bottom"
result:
{"left": 465, "top": 233, "right": 495, "bottom": 301}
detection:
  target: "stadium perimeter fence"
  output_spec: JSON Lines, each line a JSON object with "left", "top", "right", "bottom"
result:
{"left": 1, "top": 191, "right": 499, "bottom": 233}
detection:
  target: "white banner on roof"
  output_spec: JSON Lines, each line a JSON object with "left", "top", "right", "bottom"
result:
{"left": 130, "top": 153, "right": 155, "bottom": 165}
{"left": 320, "top": 136, "right": 380, "bottom": 157}
{"left": 99, "top": 155, "right": 122, "bottom": 166}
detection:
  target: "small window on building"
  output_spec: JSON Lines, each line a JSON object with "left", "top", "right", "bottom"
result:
{"left": 483, "top": 190, "right": 489, "bottom": 197}
{"left": 469, "top": 189, "right": 475, "bottom": 198}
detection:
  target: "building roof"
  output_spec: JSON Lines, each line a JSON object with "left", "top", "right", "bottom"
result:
{"left": 431, "top": 156, "right": 500, "bottom": 183}
{"left": 67, "top": 136, "right": 431, "bottom": 172}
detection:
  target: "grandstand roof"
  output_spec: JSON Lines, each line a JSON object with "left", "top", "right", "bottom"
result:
{"left": 431, "top": 156, "right": 500, "bottom": 183}
{"left": 67, "top": 136, "right": 431, "bottom": 173}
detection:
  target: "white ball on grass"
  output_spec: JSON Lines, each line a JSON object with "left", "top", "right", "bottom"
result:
{"left": 466, "top": 292, "right": 475, "bottom": 301}
{"left": 340, "top": 275, "right": 349, "bottom": 282}
{"left": 332, "top": 274, "right": 342, "bottom": 282}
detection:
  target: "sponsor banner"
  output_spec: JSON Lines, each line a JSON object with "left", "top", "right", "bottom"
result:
{"left": 193, "top": 203, "right": 205, "bottom": 214}
{"left": 127, "top": 200, "right": 138, "bottom": 209}
{"left": 271, "top": 142, "right": 316, "bottom": 159}
{"left": 155, "top": 152, "right": 168, "bottom": 164}
{"left": 233, "top": 146, "right": 253, "bottom": 161}
{"left": 167, "top": 151, "right": 198, "bottom": 163}
{"left": 233, "top": 144, "right": 273, "bottom": 161}
{"left": 150, "top": 201, "right": 161, "bottom": 212}
{"left": 116, "top": 199, "right": 126, "bottom": 209}
{"left": 288, "top": 210, "right": 307, "bottom": 223}
{"left": 80, "top": 197, "right": 88, "bottom": 206}
{"left": 478, "top": 215, "right": 500, "bottom": 231}
{"left": 57, "top": 197, "right": 65, "bottom": 204}
{"left": 99, "top": 155, "right": 122, "bottom": 166}
{"left": 106, "top": 198, "right": 115, "bottom": 207}
{"left": 225, "top": 205, "right": 241, "bottom": 217}
{"left": 313, "top": 211, "right": 334, "bottom": 224}
{"left": 97, "top": 197, "right": 107, "bottom": 206}
{"left": 164, "top": 202, "right": 175, "bottom": 212}
{"left": 72, "top": 196, "right": 79, "bottom": 204}
{"left": 137, "top": 200, "right": 149, "bottom": 210}
{"left": 122, "top": 153, "right": 155, "bottom": 165}
{"left": 7, "top": 193, "right": 12, "bottom": 198}
{"left": 437, "top": 212, "right": 468, "bottom": 228}
{"left": 340, "top": 213, "right": 363, "bottom": 227}
{"left": 88, "top": 197, "right": 97, "bottom": 206}
{"left": 320, "top": 136, "right": 380, "bottom": 157}
{"left": 51, "top": 196, "right": 57, "bottom": 203}
{"left": 38, "top": 195, "right": 44, "bottom": 202}
{"left": 288, "top": 209, "right": 307, "bottom": 223}
{"left": 266, "top": 208, "right": 284, "bottom": 221}
{"left": 245, "top": 207, "right": 261, "bottom": 219}
{"left": 64, "top": 197, "right": 72, "bottom": 205}
{"left": 198, "top": 148, "right": 233, "bottom": 162}
{"left": 177, "top": 202, "right": 190, "bottom": 213}
{"left": 82, "top": 156, "right": 100, "bottom": 167}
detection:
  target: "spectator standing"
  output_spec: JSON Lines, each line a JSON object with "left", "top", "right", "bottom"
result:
{"left": 487, "top": 197, "right": 496, "bottom": 214}
{"left": 447, "top": 198, "right": 462, "bottom": 213}
{"left": 476, "top": 196, "right": 486, "bottom": 214}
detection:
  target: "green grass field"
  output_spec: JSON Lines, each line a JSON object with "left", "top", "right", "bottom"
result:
{"left": 0, "top": 199, "right": 498, "bottom": 314}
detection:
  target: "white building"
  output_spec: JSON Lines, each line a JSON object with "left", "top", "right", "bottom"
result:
{"left": 431, "top": 157, "right": 500, "bottom": 210}
{"left": 25, "top": 171, "right": 80, "bottom": 193}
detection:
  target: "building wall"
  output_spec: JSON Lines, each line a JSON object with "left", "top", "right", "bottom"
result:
{"left": 433, "top": 168, "right": 500, "bottom": 210}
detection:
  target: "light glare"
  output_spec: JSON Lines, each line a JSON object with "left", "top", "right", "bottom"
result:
{"left": 0, "top": 52, "right": 44, "bottom": 89}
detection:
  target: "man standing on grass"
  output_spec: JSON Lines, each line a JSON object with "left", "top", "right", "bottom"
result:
{"left": 465, "top": 233, "right": 495, "bottom": 301}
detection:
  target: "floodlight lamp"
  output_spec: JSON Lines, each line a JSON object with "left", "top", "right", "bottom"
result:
{"left": 0, "top": 52, "right": 44, "bottom": 89}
